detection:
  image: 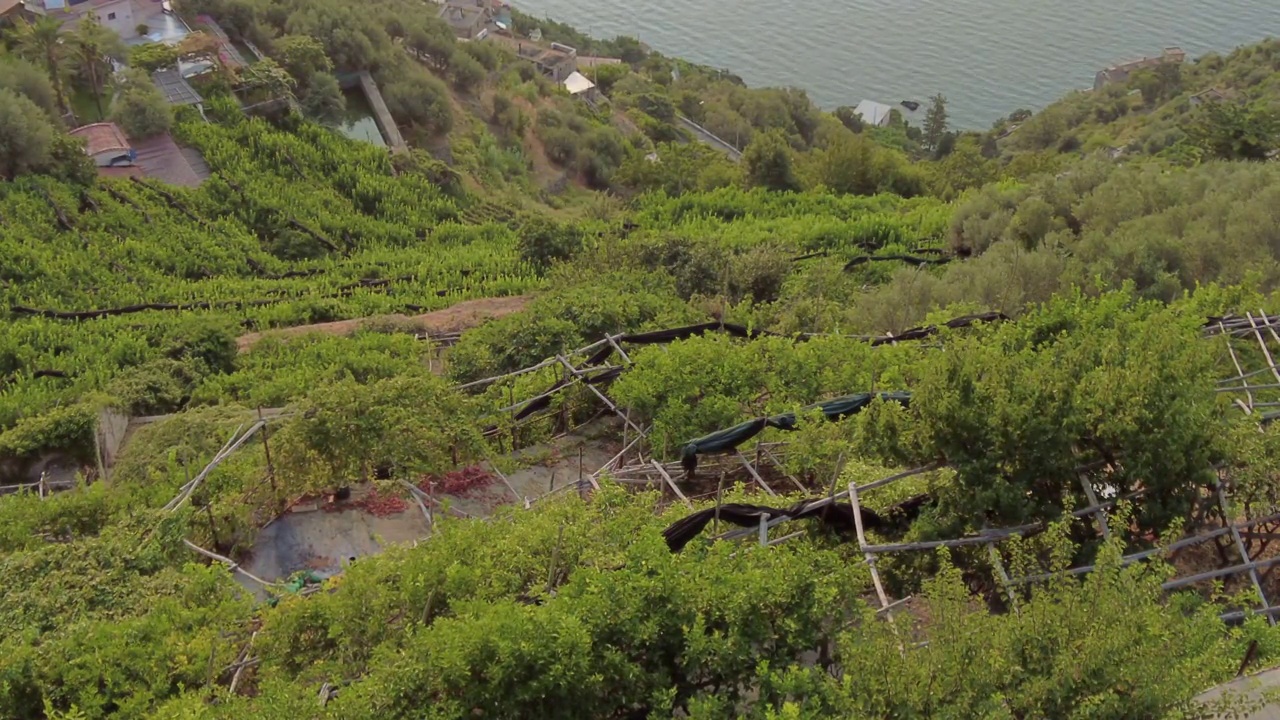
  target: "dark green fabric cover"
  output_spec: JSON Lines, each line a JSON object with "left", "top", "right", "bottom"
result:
{"left": 679, "top": 391, "right": 911, "bottom": 472}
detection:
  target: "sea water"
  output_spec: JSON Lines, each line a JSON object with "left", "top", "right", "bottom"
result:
{"left": 518, "top": 0, "right": 1280, "bottom": 128}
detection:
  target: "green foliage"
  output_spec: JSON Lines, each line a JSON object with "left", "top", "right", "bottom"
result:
{"left": 384, "top": 70, "right": 452, "bottom": 134}
{"left": 9, "top": 17, "right": 70, "bottom": 115}
{"left": 193, "top": 331, "right": 433, "bottom": 408}
{"left": 835, "top": 527, "right": 1243, "bottom": 718}
{"left": 272, "top": 34, "right": 332, "bottom": 84}
{"left": 0, "top": 88, "right": 55, "bottom": 180}
{"left": 612, "top": 333, "right": 920, "bottom": 456}
{"left": 912, "top": 291, "right": 1225, "bottom": 534}
{"left": 105, "top": 358, "right": 201, "bottom": 416}
{"left": 0, "top": 402, "right": 97, "bottom": 459}
{"left": 274, "top": 374, "right": 485, "bottom": 491}
{"left": 921, "top": 93, "right": 949, "bottom": 153}
{"left": 0, "top": 56, "right": 59, "bottom": 116}
{"left": 995, "top": 38, "right": 1280, "bottom": 162}
{"left": 927, "top": 137, "right": 998, "bottom": 200}
{"left": 0, "top": 112, "right": 540, "bottom": 448}
{"left": 8, "top": 487, "right": 1264, "bottom": 720}
{"left": 110, "top": 78, "right": 172, "bottom": 139}
{"left": 742, "top": 129, "right": 799, "bottom": 192}
{"left": 516, "top": 216, "right": 584, "bottom": 271}
{"left": 613, "top": 142, "right": 736, "bottom": 196}
{"left": 801, "top": 130, "right": 923, "bottom": 197}
{"left": 447, "top": 272, "right": 697, "bottom": 383}
{"left": 66, "top": 13, "right": 126, "bottom": 118}
{"left": 0, "top": 524, "right": 253, "bottom": 720}
{"left": 298, "top": 71, "right": 345, "bottom": 123}
{"left": 127, "top": 42, "right": 180, "bottom": 73}
{"left": 1184, "top": 99, "right": 1280, "bottom": 161}
{"left": 447, "top": 48, "right": 486, "bottom": 91}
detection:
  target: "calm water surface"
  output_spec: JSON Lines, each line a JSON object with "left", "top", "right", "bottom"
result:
{"left": 518, "top": 0, "right": 1280, "bottom": 127}
{"left": 336, "top": 87, "right": 387, "bottom": 147}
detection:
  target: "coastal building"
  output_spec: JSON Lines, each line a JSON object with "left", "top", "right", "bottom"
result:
{"left": 852, "top": 99, "right": 894, "bottom": 128}
{"left": 1189, "top": 87, "right": 1240, "bottom": 107}
{"left": 69, "top": 122, "right": 135, "bottom": 167}
{"left": 1093, "top": 47, "right": 1186, "bottom": 91}
{"left": 21, "top": 0, "right": 186, "bottom": 44}
{"left": 23, "top": 0, "right": 134, "bottom": 35}
{"left": 438, "top": 0, "right": 491, "bottom": 40}
{"left": 0, "top": 0, "right": 25, "bottom": 23}
{"left": 70, "top": 120, "right": 212, "bottom": 186}
{"left": 577, "top": 55, "right": 623, "bottom": 69}
{"left": 516, "top": 41, "right": 578, "bottom": 82}
{"left": 562, "top": 70, "right": 599, "bottom": 102}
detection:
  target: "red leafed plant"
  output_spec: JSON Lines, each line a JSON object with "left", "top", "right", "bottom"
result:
{"left": 356, "top": 488, "right": 408, "bottom": 517}
{"left": 419, "top": 466, "right": 495, "bottom": 497}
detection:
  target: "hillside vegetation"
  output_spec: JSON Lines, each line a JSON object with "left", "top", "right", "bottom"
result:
{"left": 997, "top": 37, "right": 1280, "bottom": 162}
{"left": 6, "top": 7, "right": 1280, "bottom": 718}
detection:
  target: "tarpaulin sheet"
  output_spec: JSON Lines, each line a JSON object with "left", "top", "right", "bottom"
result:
{"left": 678, "top": 391, "right": 912, "bottom": 472}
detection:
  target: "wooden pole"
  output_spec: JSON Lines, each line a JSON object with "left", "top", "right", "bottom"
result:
{"left": 823, "top": 452, "right": 846, "bottom": 525}
{"left": 1248, "top": 312, "right": 1280, "bottom": 386}
{"left": 714, "top": 471, "right": 725, "bottom": 535}
{"left": 229, "top": 631, "right": 257, "bottom": 694}
{"left": 167, "top": 422, "right": 264, "bottom": 513}
{"left": 556, "top": 355, "right": 646, "bottom": 436}
{"left": 1077, "top": 472, "right": 1109, "bottom": 540}
{"left": 652, "top": 459, "right": 691, "bottom": 508}
{"left": 984, "top": 532, "right": 1019, "bottom": 613}
{"left": 1218, "top": 481, "right": 1275, "bottom": 625}
{"left": 546, "top": 525, "right": 565, "bottom": 593}
{"left": 849, "top": 479, "right": 905, "bottom": 656}
{"left": 1220, "top": 321, "right": 1257, "bottom": 411}
{"left": 606, "top": 334, "right": 632, "bottom": 364}
{"left": 736, "top": 450, "right": 776, "bottom": 496}
{"left": 849, "top": 480, "right": 892, "bottom": 612}
{"left": 761, "top": 445, "right": 807, "bottom": 492}
{"left": 258, "top": 407, "right": 277, "bottom": 498}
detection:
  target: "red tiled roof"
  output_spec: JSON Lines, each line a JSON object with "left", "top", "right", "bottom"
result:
{"left": 69, "top": 123, "right": 132, "bottom": 158}
{"left": 0, "top": 0, "right": 22, "bottom": 16}
{"left": 131, "top": 133, "right": 211, "bottom": 188}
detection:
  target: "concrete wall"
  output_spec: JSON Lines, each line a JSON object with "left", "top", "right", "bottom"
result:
{"left": 94, "top": 408, "right": 130, "bottom": 479}
{"left": 91, "top": 0, "right": 136, "bottom": 38}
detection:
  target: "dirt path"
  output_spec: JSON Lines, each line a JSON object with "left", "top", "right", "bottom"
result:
{"left": 236, "top": 294, "right": 532, "bottom": 353}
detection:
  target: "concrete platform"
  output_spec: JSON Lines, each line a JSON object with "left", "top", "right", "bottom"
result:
{"left": 1196, "top": 667, "right": 1280, "bottom": 718}
{"left": 236, "top": 503, "right": 429, "bottom": 598}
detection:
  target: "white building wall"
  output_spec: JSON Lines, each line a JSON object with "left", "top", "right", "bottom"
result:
{"left": 91, "top": 0, "right": 135, "bottom": 37}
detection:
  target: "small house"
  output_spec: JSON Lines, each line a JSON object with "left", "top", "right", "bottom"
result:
{"left": 1094, "top": 47, "right": 1185, "bottom": 91}
{"left": 515, "top": 41, "right": 578, "bottom": 82}
{"left": 562, "top": 71, "right": 599, "bottom": 102}
{"left": 852, "top": 99, "right": 894, "bottom": 128}
{"left": 1, "top": 0, "right": 25, "bottom": 23}
{"left": 69, "top": 122, "right": 135, "bottom": 167}
{"left": 1189, "top": 87, "right": 1239, "bottom": 107}
{"left": 25, "top": 0, "right": 136, "bottom": 36}
{"left": 438, "top": 0, "right": 489, "bottom": 40}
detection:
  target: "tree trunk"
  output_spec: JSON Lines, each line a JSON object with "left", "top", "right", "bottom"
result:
{"left": 49, "top": 55, "right": 68, "bottom": 116}
{"left": 90, "top": 61, "right": 103, "bottom": 119}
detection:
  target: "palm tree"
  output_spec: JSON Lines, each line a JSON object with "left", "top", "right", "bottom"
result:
{"left": 11, "top": 17, "right": 69, "bottom": 114}
{"left": 67, "top": 14, "right": 126, "bottom": 119}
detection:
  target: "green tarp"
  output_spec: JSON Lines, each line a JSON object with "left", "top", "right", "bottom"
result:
{"left": 679, "top": 391, "right": 911, "bottom": 472}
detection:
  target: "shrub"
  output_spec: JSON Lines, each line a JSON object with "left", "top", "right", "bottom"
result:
{"left": 384, "top": 72, "right": 453, "bottom": 134}
{"left": 110, "top": 85, "right": 172, "bottom": 139}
